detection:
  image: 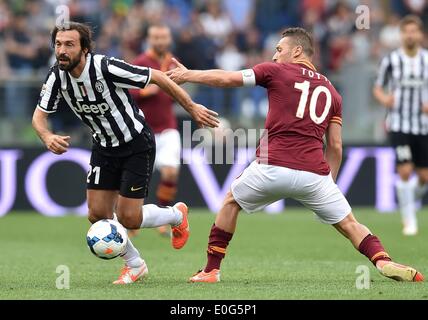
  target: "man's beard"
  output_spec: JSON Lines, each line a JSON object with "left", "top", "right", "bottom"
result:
{"left": 57, "top": 51, "right": 83, "bottom": 71}
{"left": 404, "top": 40, "right": 418, "bottom": 51}
{"left": 153, "top": 45, "right": 168, "bottom": 57}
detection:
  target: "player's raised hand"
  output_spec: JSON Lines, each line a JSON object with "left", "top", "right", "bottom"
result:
{"left": 166, "top": 58, "right": 188, "bottom": 85}
{"left": 190, "top": 104, "right": 220, "bottom": 128}
{"left": 423, "top": 104, "right": 428, "bottom": 114}
{"left": 44, "top": 134, "right": 71, "bottom": 155}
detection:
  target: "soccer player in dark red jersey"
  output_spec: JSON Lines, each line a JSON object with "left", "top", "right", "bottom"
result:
{"left": 129, "top": 24, "right": 181, "bottom": 238}
{"left": 167, "top": 27, "right": 424, "bottom": 283}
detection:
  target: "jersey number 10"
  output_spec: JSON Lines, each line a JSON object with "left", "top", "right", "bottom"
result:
{"left": 294, "top": 80, "right": 332, "bottom": 124}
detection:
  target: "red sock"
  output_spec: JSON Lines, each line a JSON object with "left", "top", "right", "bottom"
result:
{"left": 358, "top": 234, "right": 392, "bottom": 266}
{"left": 156, "top": 180, "right": 177, "bottom": 207}
{"left": 205, "top": 224, "right": 234, "bottom": 272}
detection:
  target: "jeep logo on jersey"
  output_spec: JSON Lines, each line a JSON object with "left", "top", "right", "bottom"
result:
{"left": 73, "top": 101, "right": 110, "bottom": 115}
{"left": 95, "top": 81, "right": 104, "bottom": 93}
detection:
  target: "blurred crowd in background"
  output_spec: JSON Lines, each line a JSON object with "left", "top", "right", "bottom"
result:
{"left": 0, "top": 0, "right": 427, "bottom": 146}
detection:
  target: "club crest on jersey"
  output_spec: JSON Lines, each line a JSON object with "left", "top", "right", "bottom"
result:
{"left": 95, "top": 81, "right": 104, "bottom": 93}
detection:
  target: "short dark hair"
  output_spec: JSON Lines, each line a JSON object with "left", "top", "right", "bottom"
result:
{"left": 281, "top": 27, "right": 314, "bottom": 57}
{"left": 51, "top": 22, "right": 94, "bottom": 53}
{"left": 148, "top": 23, "right": 170, "bottom": 31}
{"left": 399, "top": 15, "right": 424, "bottom": 31}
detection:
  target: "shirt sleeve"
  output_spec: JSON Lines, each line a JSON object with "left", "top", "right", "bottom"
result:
{"left": 330, "top": 95, "right": 343, "bottom": 126}
{"left": 375, "top": 55, "right": 392, "bottom": 88}
{"left": 252, "top": 62, "right": 281, "bottom": 88}
{"left": 103, "top": 57, "right": 151, "bottom": 89}
{"left": 37, "top": 67, "right": 61, "bottom": 113}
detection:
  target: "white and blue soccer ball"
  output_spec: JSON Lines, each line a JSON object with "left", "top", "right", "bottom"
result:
{"left": 86, "top": 219, "right": 128, "bottom": 259}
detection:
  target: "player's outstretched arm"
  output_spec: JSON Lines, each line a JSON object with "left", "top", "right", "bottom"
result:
{"left": 150, "top": 69, "right": 220, "bottom": 128}
{"left": 325, "top": 122, "right": 342, "bottom": 182}
{"left": 166, "top": 58, "right": 244, "bottom": 88}
{"left": 32, "top": 108, "right": 70, "bottom": 155}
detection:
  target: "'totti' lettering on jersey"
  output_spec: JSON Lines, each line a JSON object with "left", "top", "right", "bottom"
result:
{"left": 300, "top": 67, "right": 331, "bottom": 84}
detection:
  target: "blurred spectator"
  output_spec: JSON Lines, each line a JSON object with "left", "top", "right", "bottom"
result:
{"left": 254, "top": 0, "right": 300, "bottom": 38}
{"left": 223, "top": 0, "right": 255, "bottom": 31}
{"left": 0, "top": 0, "right": 11, "bottom": 33}
{"left": 215, "top": 34, "right": 245, "bottom": 71}
{"left": 325, "top": 2, "right": 355, "bottom": 72}
{"left": 379, "top": 14, "right": 402, "bottom": 53}
{"left": 391, "top": 0, "right": 427, "bottom": 15}
{"left": 198, "top": 0, "right": 233, "bottom": 47}
{"left": 0, "top": 0, "right": 426, "bottom": 146}
{"left": 3, "top": 12, "right": 38, "bottom": 120}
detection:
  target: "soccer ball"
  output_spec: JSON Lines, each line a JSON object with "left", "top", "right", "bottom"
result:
{"left": 86, "top": 219, "right": 128, "bottom": 259}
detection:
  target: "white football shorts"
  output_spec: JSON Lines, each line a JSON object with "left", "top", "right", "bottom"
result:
{"left": 231, "top": 160, "right": 352, "bottom": 224}
{"left": 154, "top": 129, "right": 181, "bottom": 169}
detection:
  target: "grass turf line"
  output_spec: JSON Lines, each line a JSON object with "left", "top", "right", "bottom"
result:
{"left": 0, "top": 208, "right": 426, "bottom": 299}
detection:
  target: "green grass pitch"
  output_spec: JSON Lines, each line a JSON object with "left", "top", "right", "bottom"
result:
{"left": 0, "top": 208, "right": 427, "bottom": 300}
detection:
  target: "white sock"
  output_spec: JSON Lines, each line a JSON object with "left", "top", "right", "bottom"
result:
{"left": 396, "top": 179, "right": 417, "bottom": 228}
{"left": 113, "top": 213, "right": 144, "bottom": 268}
{"left": 140, "top": 204, "right": 182, "bottom": 228}
{"left": 122, "top": 240, "right": 144, "bottom": 268}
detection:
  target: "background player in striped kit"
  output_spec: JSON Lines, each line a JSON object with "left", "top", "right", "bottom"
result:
{"left": 32, "top": 22, "right": 219, "bottom": 284}
{"left": 129, "top": 24, "right": 180, "bottom": 238}
{"left": 373, "top": 15, "right": 428, "bottom": 236}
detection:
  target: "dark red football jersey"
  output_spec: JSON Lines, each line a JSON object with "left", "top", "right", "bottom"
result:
{"left": 130, "top": 50, "right": 177, "bottom": 133}
{"left": 253, "top": 61, "right": 342, "bottom": 175}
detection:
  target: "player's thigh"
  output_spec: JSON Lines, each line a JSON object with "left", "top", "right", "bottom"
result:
{"left": 230, "top": 161, "right": 293, "bottom": 213}
{"left": 413, "top": 135, "right": 428, "bottom": 182}
{"left": 390, "top": 132, "right": 415, "bottom": 177}
{"left": 87, "top": 148, "right": 122, "bottom": 191}
{"left": 87, "top": 189, "right": 119, "bottom": 222}
{"left": 87, "top": 149, "right": 121, "bottom": 221}
{"left": 116, "top": 146, "right": 156, "bottom": 227}
{"left": 154, "top": 129, "right": 181, "bottom": 171}
{"left": 294, "top": 172, "right": 351, "bottom": 225}
{"left": 416, "top": 168, "right": 428, "bottom": 184}
{"left": 389, "top": 132, "right": 413, "bottom": 163}
{"left": 120, "top": 147, "right": 155, "bottom": 198}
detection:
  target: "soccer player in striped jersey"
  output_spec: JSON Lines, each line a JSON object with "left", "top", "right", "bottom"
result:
{"left": 373, "top": 15, "right": 428, "bottom": 236}
{"left": 168, "top": 27, "right": 424, "bottom": 283}
{"left": 32, "top": 22, "right": 219, "bottom": 284}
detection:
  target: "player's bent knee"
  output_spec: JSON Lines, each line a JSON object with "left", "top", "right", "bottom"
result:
{"left": 116, "top": 209, "right": 142, "bottom": 230}
{"left": 223, "top": 191, "right": 238, "bottom": 206}
{"left": 87, "top": 209, "right": 111, "bottom": 224}
{"left": 335, "top": 213, "right": 358, "bottom": 234}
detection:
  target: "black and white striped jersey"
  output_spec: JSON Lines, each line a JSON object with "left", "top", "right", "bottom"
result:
{"left": 375, "top": 48, "right": 428, "bottom": 135}
{"left": 37, "top": 53, "right": 151, "bottom": 147}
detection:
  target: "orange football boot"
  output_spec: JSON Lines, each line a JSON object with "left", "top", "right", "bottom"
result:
{"left": 379, "top": 261, "right": 424, "bottom": 282}
{"left": 171, "top": 202, "right": 189, "bottom": 249}
{"left": 189, "top": 269, "right": 220, "bottom": 283}
{"left": 113, "top": 261, "right": 148, "bottom": 284}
